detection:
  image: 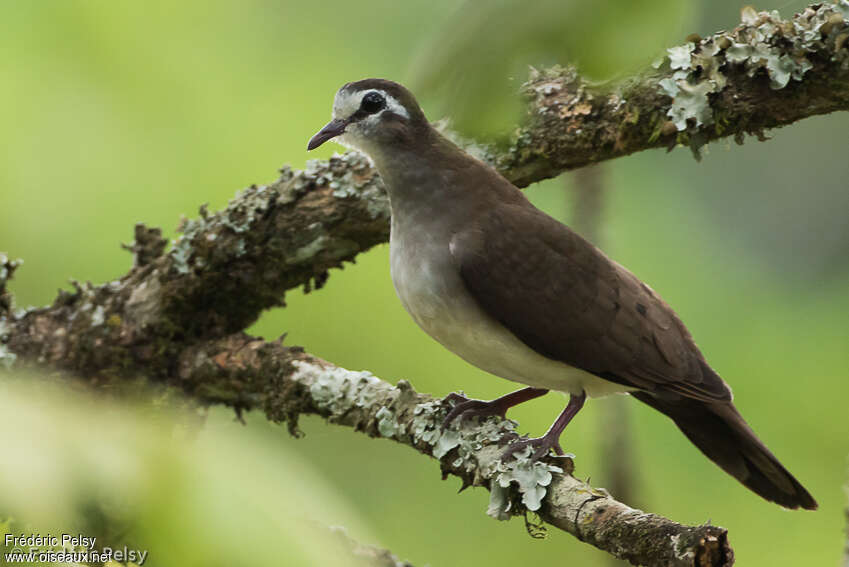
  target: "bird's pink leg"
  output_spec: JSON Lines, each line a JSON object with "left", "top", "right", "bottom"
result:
{"left": 442, "top": 387, "right": 549, "bottom": 428}
{"left": 502, "top": 390, "right": 586, "bottom": 462}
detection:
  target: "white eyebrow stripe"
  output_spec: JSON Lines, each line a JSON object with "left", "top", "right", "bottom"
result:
{"left": 370, "top": 89, "right": 409, "bottom": 119}
{"left": 332, "top": 88, "right": 409, "bottom": 121}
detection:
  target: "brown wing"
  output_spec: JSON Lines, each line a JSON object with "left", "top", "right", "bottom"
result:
{"left": 450, "top": 202, "right": 731, "bottom": 402}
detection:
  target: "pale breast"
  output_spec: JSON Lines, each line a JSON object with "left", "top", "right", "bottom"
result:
{"left": 389, "top": 223, "right": 631, "bottom": 398}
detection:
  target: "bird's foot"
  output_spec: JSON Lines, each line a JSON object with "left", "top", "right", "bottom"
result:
{"left": 501, "top": 434, "right": 565, "bottom": 463}
{"left": 442, "top": 387, "right": 549, "bottom": 430}
{"left": 442, "top": 393, "right": 509, "bottom": 429}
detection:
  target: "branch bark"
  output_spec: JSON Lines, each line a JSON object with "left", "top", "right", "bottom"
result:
{"left": 4, "top": 5, "right": 845, "bottom": 369}
{"left": 177, "top": 333, "right": 732, "bottom": 567}
{"left": 2, "top": 3, "right": 847, "bottom": 566}
{"left": 2, "top": 265, "right": 735, "bottom": 566}
{"left": 501, "top": 3, "right": 849, "bottom": 185}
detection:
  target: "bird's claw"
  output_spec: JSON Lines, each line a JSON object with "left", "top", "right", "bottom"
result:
{"left": 442, "top": 392, "right": 470, "bottom": 405}
{"left": 442, "top": 393, "right": 508, "bottom": 430}
{"left": 501, "top": 435, "right": 565, "bottom": 463}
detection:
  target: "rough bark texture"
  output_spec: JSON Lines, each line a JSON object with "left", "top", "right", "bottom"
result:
{"left": 2, "top": 3, "right": 848, "bottom": 566}
{"left": 4, "top": 5, "right": 846, "bottom": 380}
{"left": 3, "top": 265, "right": 735, "bottom": 566}
{"left": 500, "top": 3, "right": 849, "bottom": 185}
{"left": 184, "top": 333, "right": 734, "bottom": 567}
{"left": 2, "top": 153, "right": 390, "bottom": 381}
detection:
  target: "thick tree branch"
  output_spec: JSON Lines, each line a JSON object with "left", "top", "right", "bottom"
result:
{"left": 4, "top": 5, "right": 846, "bottom": 370}
{"left": 2, "top": 290, "right": 734, "bottom": 566}
{"left": 175, "top": 333, "right": 731, "bottom": 567}
{"left": 2, "top": 155, "right": 390, "bottom": 378}
{"left": 501, "top": 3, "right": 849, "bottom": 185}
{"left": 2, "top": 232, "right": 736, "bottom": 567}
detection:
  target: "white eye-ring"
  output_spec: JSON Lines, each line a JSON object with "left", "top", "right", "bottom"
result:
{"left": 368, "top": 90, "right": 409, "bottom": 120}
{"left": 333, "top": 89, "right": 409, "bottom": 122}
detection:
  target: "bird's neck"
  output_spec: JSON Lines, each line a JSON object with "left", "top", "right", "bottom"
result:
{"left": 369, "top": 128, "right": 510, "bottom": 235}
{"left": 369, "top": 127, "right": 453, "bottom": 191}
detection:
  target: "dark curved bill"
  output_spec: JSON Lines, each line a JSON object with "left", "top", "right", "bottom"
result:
{"left": 307, "top": 118, "right": 348, "bottom": 150}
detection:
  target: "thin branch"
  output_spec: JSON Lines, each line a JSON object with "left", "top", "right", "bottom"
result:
{"left": 330, "top": 527, "right": 415, "bottom": 567}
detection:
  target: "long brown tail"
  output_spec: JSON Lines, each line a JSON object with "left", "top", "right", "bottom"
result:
{"left": 631, "top": 392, "right": 817, "bottom": 510}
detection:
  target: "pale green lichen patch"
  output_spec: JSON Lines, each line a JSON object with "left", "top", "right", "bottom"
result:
{"left": 410, "top": 397, "right": 566, "bottom": 522}
{"left": 0, "top": 317, "right": 15, "bottom": 370}
{"left": 410, "top": 400, "right": 445, "bottom": 445}
{"left": 90, "top": 305, "right": 105, "bottom": 327}
{"left": 307, "top": 366, "right": 387, "bottom": 414}
{"left": 0, "top": 254, "right": 23, "bottom": 313}
{"left": 293, "top": 361, "right": 573, "bottom": 524}
{"left": 125, "top": 274, "right": 163, "bottom": 329}
{"left": 169, "top": 184, "right": 279, "bottom": 274}
{"left": 666, "top": 80, "right": 715, "bottom": 130}
{"left": 487, "top": 482, "right": 512, "bottom": 520}
{"left": 286, "top": 234, "right": 330, "bottom": 266}
{"left": 69, "top": 281, "right": 110, "bottom": 329}
{"left": 0, "top": 344, "right": 15, "bottom": 370}
{"left": 292, "top": 360, "right": 398, "bottom": 420}
{"left": 222, "top": 184, "right": 276, "bottom": 234}
{"left": 489, "top": 446, "right": 563, "bottom": 515}
{"left": 274, "top": 152, "right": 390, "bottom": 221}
{"left": 0, "top": 254, "right": 21, "bottom": 283}
{"left": 657, "top": 3, "right": 849, "bottom": 133}
{"left": 376, "top": 406, "right": 399, "bottom": 438}
{"left": 671, "top": 533, "right": 696, "bottom": 563}
{"left": 432, "top": 428, "right": 461, "bottom": 459}
{"left": 667, "top": 43, "right": 695, "bottom": 70}
{"left": 171, "top": 213, "right": 210, "bottom": 275}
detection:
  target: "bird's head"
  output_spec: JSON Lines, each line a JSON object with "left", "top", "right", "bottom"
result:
{"left": 307, "top": 79, "right": 427, "bottom": 154}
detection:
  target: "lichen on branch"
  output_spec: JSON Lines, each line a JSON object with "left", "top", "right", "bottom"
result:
{"left": 174, "top": 333, "right": 733, "bottom": 567}
{"left": 6, "top": 5, "right": 847, "bottom": 368}
{"left": 503, "top": 2, "right": 849, "bottom": 183}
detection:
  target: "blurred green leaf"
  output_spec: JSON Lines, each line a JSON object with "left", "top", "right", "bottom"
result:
{"left": 411, "top": 0, "right": 696, "bottom": 137}
{"left": 0, "top": 374, "right": 380, "bottom": 567}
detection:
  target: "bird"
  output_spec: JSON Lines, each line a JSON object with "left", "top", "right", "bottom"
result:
{"left": 307, "top": 78, "right": 817, "bottom": 510}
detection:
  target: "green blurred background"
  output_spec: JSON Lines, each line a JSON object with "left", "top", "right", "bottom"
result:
{"left": 1, "top": 1, "right": 848, "bottom": 565}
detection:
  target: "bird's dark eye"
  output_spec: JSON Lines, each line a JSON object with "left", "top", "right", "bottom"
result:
{"left": 360, "top": 92, "right": 385, "bottom": 114}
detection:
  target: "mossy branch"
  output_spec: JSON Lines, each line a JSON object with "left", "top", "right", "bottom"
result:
{"left": 4, "top": 5, "right": 847, "bottom": 362}
{"left": 501, "top": 3, "right": 849, "bottom": 185}
{"left": 178, "top": 333, "right": 731, "bottom": 567}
